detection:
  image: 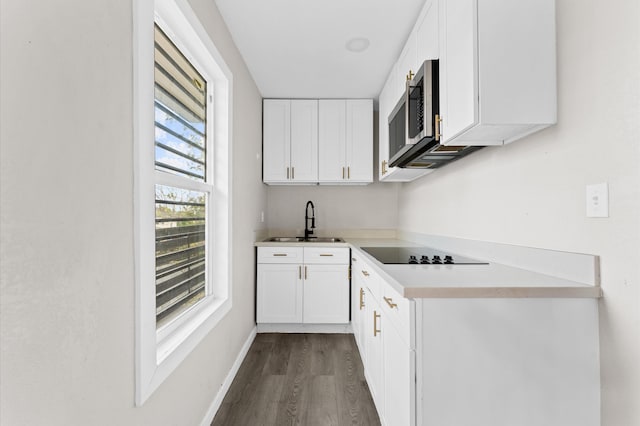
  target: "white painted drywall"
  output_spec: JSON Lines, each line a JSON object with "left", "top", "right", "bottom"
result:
{"left": 0, "top": 0, "right": 266, "bottom": 425}
{"left": 266, "top": 183, "right": 399, "bottom": 235}
{"left": 397, "top": 1, "right": 640, "bottom": 424}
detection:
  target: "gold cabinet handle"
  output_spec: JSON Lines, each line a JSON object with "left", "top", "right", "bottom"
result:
{"left": 361, "top": 270, "right": 369, "bottom": 277}
{"left": 286, "top": 167, "right": 290, "bottom": 179}
{"left": 304, "top": 265, "right": 307, "bottom": 280}
{"left": 381, "top": 160, "right": 387, "bottom": 175}
{"left": 292, "top": 167, "right": 295, "bottom": 179}
{"left": 406, "top": 69, "right": 414, "bottom": 81}
{"left": 299, "top": 265, "right": 302, "bottom": 279}
{"left": 273, "top": 253, "right": 287, "bottom": 256}
{"left": 383, "top": 296, "right": 398, "bottom": 309}
{"left": 359, "top": 288, "right": 365, "bottom": 310}
{"left": 342, "top": 167, "right": 345, "bottom": 179}
{"left": 373, "top": 310, "right": 381, "bottom": 336}
{"left": 347, "top": 166, "right": 350, "bottom": 179}
{"left": 435, "top": 114, "right": 442, "bottom": 141}
{"left": 319, "top": 254, "right": 334, "bottom": 257}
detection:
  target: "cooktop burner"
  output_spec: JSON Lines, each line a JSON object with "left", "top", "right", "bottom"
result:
{"left": 360, "top": 246, "right": 488, "bottom": 265}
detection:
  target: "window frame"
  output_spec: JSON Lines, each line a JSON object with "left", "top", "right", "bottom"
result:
{"left": 133, "top": 0, "right": 233, "bottom": 406}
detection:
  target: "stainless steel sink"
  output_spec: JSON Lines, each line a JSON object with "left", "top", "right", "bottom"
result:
{"left": 311, "top": 237, "right": 345, "bottom": 243}
{"left": 265, "top": 237, "right": 306, "bottom": 242}
{"left": 264, "top": 237, "right": 344, "bottom": 243}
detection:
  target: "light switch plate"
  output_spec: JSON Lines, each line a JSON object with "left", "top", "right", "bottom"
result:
{"left": 586, "top": 183, "right": 609, "bottom": 218}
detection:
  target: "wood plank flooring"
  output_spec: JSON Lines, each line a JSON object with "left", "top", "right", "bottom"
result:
{"left": 211, "top": 333, "right": 381, "bottom": 426}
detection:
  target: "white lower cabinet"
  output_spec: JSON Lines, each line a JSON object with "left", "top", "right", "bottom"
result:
{"left": 383, "top": 320, "right": 415, "bottom": 426}
{"left": 303, "top": 264, "right": 349, "bottom": 323}
{"left": 351, "top": 250, "right": 600, "bottom": 426}
{"left": 351, "top": 255, "right": 366, "bottom": 354}
{"left": 353, "top": 252, "right": 416, "bottom": 425}
{"left": 256, "top": 263, "right": 303, "bottom": 323}
{"left": 257, "top": 246, "right": 349, "bottom": 324}
{"left": 364, "top": 288, "right": 385, "bottom": 412}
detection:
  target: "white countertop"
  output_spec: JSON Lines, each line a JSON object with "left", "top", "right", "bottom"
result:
{"left": 255, "top": 236, "right": 602, "bottom": 299}
{"left": 346, "top": 238, "right": 602, "bottom": 299}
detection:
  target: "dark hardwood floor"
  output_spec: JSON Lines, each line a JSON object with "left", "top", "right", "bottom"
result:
{"left": 211, "top": 333, "right": 381, "bottom": 426}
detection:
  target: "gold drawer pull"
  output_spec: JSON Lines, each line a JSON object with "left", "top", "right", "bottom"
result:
{"left": 299, "top": 266, "right": 302, "bottom": 279}
{"left": 361, "top": 270, "right": 369, "bottom": 277}
{"left": 383, "top": 296, "right": 398, "bottom": 309}
{"left": 373, "top": 310, "right": 381, "bottom": 336}
{"left": 273, "top": 253, "right": 287, "bottom": 256}
{"left": 320, "top": 254, "right": 334, "bottom": 257}
{"left": 359, "top": 288, "right": 365, "bottom": 310}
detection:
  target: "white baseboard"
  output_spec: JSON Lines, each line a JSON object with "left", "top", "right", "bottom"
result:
{"left": 200, "top": 326, "right": 257, "bottom": 426}
{"left": 256, "top": 323, "right": 353, "bottom": 334}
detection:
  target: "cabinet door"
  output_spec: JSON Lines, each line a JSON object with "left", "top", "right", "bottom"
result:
{"left": 378, "top": 73, "right": 393, "bottom": 181}
{"left": 345, "top": 99, "right": 373, "bottom": 183}
{"left": 397, "top": 31, "right": 418, "bottom": 96}
{"left": 364, "top": 291, "right": 384, "bottom": 412}
{"left": 416, "top": 0, "right": 439, "bottom": 61}
{"left": 439, "top": 0, "right": 478, "bottom": 144}
{"left": 257, "top": 263, "right": 303, "bottom": 323}
{"left": 263, "top": 100, "right": 291, "bottom": 182}
{"left": 303, "top": 264, "right": 349, "bottom": 323}
{"left": 383, "top": 321, "right": 416, "bottom": 426}
{"left": 351, "top": 256, "right": 366, "bottom": 354}
{"left": 318, "top": 100, "right": 346, "bottom": 182}
{"left": 290, "top": 100, "right": 318, "bottom": 182}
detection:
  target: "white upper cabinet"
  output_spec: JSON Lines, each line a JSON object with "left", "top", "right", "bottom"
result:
{"left": 319, "top": 99, "right": 373, "bottom": 184}
{"left": 263, "top": 99, "right": 318, "bottom": 184}
{"left": 345, "top": 99, "right": 373, "bottom": 183}
{"left": 318, "top": 100, "right": 346, "bottom": 181}
{"left": 265, "top": 98, "right": 372, "bottom": 185}
{"left": 416, "top": 0, "right": 439, "bottom": 61}
{"left": 263, "top": 99, "right": 291, "bottom": 182}
{"left": 378, "top": 0, "right": 438, "bottom": 183}
{"left": 439, "top": 0, "right": 557, "bottom": 145}
{"left": 290, "top": 100, "right": 319, "bottom": 181}
{"left": 397, "top": 31, "right": 418, "bottom": 93}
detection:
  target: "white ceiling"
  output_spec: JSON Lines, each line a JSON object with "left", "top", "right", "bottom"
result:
{"left": 214, "top": 0, "right": 427, "bottom": 100}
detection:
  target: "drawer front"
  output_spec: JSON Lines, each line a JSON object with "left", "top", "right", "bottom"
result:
{"left": 380, "top": 280, "right": 414, "bottom": 348}
{"left": 257, "top": 246, "right": 304, "bottom": 264}
{"left": 304, "top": 247, "right": 350, "bottom": 264}
{"left": 355, "top": 257, "right": 380, "bottom": 300}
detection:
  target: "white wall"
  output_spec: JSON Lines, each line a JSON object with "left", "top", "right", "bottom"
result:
{"left": 397, "top": 1, "right": 640, "bottom": 424}
{"left": 0, "top": 0, "right": 266, "bottom": 425}
{"left": 266, "top": 183, "right": 399, "bottom": 235}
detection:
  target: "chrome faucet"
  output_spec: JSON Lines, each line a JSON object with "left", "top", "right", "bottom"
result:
{"left": 304, "top": 201, "right": 315, "bottom": 240}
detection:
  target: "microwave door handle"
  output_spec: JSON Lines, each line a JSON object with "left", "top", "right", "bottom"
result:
{"left": 404, "top": 80, "right": 411, "bottom": 146}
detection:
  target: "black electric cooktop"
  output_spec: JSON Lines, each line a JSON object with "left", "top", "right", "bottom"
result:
{"left": 360, "top": 246, "right": 488, "bottom": 265}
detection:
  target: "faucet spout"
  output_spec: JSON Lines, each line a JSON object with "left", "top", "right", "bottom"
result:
{"left": 304, "top": 201, "right": 315, "bottom": 240}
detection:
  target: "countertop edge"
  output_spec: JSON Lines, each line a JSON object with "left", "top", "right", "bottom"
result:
{"left": 403, "top": 286, "right": 603, "bottom": 299}
{"left": 255, "top": 241, "right": 350, "bottom": 248}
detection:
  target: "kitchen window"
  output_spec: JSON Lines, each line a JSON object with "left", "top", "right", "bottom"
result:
{"left": 154, "top": 23, "right": 210, "bottom": 330}
{"left": 134, "top": 0, "right": 233, "bottom": 405}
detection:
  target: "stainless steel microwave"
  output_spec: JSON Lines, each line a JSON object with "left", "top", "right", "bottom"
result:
{"left": 388, "top": 59, "right": 481, "bottom": 169}
{"left": 388, "top": 59, "right": 439, "bottom": 167}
